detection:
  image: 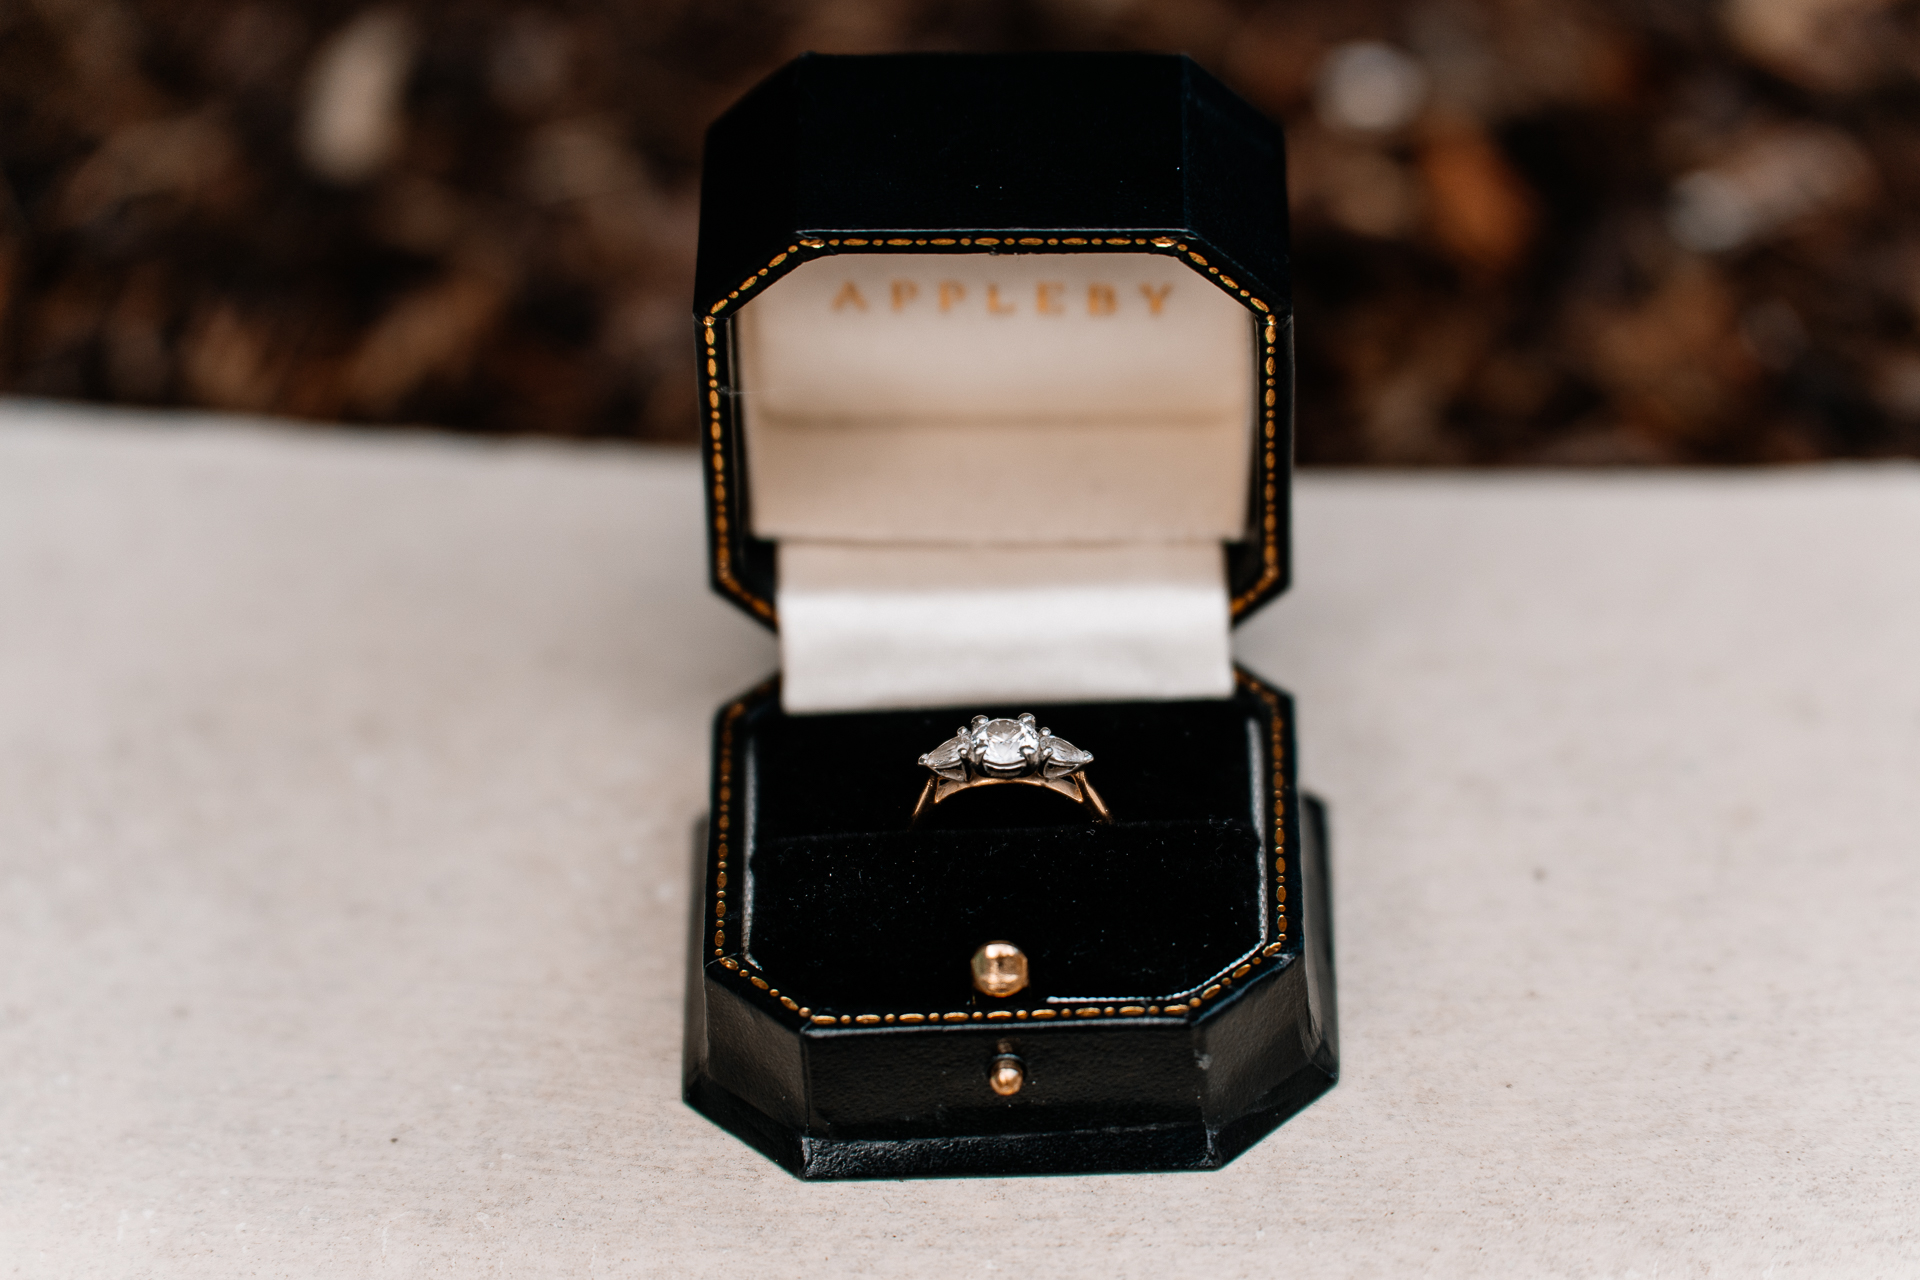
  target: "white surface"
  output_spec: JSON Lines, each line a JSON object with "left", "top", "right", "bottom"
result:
{"left": 737, "top": 253, "right": 1254, "bottom": 543}
{"left": 1, "top": 400, "right": 1917, "bottom": 1277}
{"left": 775, "top": 541, "right": 1232, "bottom": 711}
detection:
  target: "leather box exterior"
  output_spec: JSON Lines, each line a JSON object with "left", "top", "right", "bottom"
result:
{"left": 681, "top": 53, "right": 1335, "bottom": 1178}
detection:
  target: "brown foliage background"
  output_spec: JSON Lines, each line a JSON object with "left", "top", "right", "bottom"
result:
{"left": 5, "top": 0, "right": 1920, "bottom": 463}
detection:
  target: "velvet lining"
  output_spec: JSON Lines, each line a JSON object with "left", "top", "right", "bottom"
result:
{"left": 728, "top": 687, "right": 1289, "bottom": 1011}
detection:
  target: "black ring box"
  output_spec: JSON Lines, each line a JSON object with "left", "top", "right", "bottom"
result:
{"left": 682, "top": 52, "right": 1337, "bottom": 1179}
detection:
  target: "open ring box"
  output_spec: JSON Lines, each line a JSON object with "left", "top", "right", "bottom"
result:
{"left": 682, "top": 52, "right": 1337, "bottom": 1179}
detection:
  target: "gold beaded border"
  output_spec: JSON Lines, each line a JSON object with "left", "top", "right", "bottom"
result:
{"left": 703, "top": 669, "right": 1295, "bottom": 1029}
{"left": 707, "top": 683, "right": 754, "bottom": 966}
{"left": 1237, "top": 669, "right": 1292, "bottom": 954}
{"left": 1237, "top": 303, "right": 1286, "bottom": 616}
{"left": 698, "top": 233, "right": 1285, "bottom": 625}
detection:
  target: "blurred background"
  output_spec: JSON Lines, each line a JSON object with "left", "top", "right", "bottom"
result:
{"left": 3, "top": 0, "right": 1919, "bottom": 463}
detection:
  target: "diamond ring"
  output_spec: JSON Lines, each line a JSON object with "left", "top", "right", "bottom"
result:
{"left": 911, "top": 713, "right": 1111, "bottom": 825}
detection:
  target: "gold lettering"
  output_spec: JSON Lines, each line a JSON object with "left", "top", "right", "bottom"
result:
{"left": 1036, "top": 282, "right": 1066, "bottom": 315}
{"left": 1087, "top": 283, "right": 1117, "bottom": 316}
{"left": 832, "top": 281, "right": 869, "bottom": 311}
{"left": 1140, "top": 283, "right": 1173, "bottom": 315}
{"left": 986, "top": 284, "right": 1016, "bottom": 315}
{"left": 890, "top": 279, "right": 919, "bottom": 311}
{"left": 938, "top": 281, "right": 967, "bottom": 312}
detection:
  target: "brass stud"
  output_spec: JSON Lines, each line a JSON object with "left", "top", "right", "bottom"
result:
{"left": 971, "top": 941, "right": 1030, "bottom": 997}
{"left": 988, "top": 1044, "right": 1025, "bottom": 1096}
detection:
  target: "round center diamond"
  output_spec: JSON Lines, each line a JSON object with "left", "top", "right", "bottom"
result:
{"left": 973, "top": 718, "right": 1038, "bottom": 772}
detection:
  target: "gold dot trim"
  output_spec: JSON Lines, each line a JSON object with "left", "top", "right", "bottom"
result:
{"left": 1237, "top": 669, "right": 1291, "bottom": 953}
{"left": 1230, "top": 315, "right": 1286, "bottom": 616}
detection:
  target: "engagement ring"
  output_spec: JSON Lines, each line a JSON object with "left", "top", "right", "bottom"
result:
{"left": 912, "top": 713, "right": 1111, "bottom": 824}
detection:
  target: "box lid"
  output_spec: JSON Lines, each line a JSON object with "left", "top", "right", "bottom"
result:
{"left": 695, "top": 53, "right": 1293, "bottom": 711}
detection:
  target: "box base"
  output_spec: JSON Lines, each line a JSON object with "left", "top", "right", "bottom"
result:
{"left": 681, "top": 785, "right": 1335, "bottom": 1180}
{"left": 686, "top": 1047, "right": 1335, "bottom": 1179}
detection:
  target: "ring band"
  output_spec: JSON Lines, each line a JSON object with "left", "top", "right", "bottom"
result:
{"left": 912, "top": 713, "right": 1111, "bottom": 824}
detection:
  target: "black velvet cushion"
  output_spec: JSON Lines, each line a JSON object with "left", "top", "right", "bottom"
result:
{"left": 731, "top": 691, "right": 1285, "bottom": 1012}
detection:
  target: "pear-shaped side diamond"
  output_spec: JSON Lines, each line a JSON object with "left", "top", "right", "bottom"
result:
{"left": 919, "top": 733, "right": 971, "bottom": 781}
{"left": 1039, "top": 734, "right": 1092, "bottom": 779}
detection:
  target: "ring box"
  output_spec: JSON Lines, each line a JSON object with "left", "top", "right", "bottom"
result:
{"left": 682, "top": 52, "right": 1337, "bottom": 1179}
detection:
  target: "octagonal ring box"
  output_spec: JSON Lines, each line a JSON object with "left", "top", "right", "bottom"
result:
{"left": 682, "top": 52, "right": 1337, "bottom": 1179}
